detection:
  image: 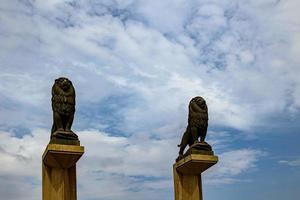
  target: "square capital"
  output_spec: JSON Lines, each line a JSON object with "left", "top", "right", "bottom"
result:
{"left": 174, "top": 154, "right": 218, "bottom": 175}
{"left": 43, "top": 144, "right": 84, "bottom": 168}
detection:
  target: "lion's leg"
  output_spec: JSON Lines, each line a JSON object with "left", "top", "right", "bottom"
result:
{"left": 51, "top": 124, "right": 56, "bottom": 136}
{"left": 178, "top": 146, "right": 184, "bottom": 156}
{"left": 200, "top": 125, "right": 207, "bottom": 142}
{"left": 190, "top": 126, "right": 199, "bottom": 144}
{"left": 54, "top": 112, "right": 64, "bottom": 132}
{"left": 51, "top": 112, "right": 56, "bottom": 133}
{"left": 65, "top": 113, "right": 74, "bottom": 132}
{"left": 178, "top": 128, "right": 189, "bottom": 155}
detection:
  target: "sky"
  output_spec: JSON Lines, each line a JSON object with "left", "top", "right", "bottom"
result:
{"left": 0, "top": 0, "right": 300, "bottom": 200}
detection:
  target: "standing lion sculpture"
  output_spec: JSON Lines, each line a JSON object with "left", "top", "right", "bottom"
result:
{"left": 51, "top": 77, "right": 78, "bottom": 142}
{"left": 177, "top": 96, "right": 212, "bottom": 161}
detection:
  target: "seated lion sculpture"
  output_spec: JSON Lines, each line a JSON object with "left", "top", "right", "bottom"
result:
{"left": 177, "top": 96, "right": 212, "bottom": 161}
{"left": 51, "top": 77, "right": 78, "bottom": 141}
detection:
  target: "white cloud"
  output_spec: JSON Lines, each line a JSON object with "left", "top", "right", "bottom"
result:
{"left": 203, "top": 149, "right": 263, "bottom": 185}
{"left": 279, "top": 159, "right": 300, "bottom": 167}
{"left": 0, "top": 0, "right": 300, "bottom": 199}
{"left": 1, "top": 0, "right": 300, "bottom": 132}
{"left": 0, "top": 129, "right": 172, "bottom": 199}
{"left": 0, "top": 129, "right": 263, "bottom": 199}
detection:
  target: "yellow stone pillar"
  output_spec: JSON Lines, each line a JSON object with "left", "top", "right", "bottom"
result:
{"left": 42, "top": 144, "right": 84, "bottom": 200}
{"left": 173, "top": 154, "right": 218, "bottom": 200}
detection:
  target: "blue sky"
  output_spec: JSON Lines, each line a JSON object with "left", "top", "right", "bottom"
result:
{"left": 0, "top": 0, "right": 300, "bottom": 199}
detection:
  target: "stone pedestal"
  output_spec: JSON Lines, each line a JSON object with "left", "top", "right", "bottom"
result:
{"left": 173, "top": 154, "right": 218, "bottom": 200}
{"left": 42, "top": 144, "right": 84, "bottom": 200}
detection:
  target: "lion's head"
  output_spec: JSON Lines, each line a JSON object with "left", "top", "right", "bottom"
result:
{"left": 55, "top": 77, "right": 73, "bottom": 92}
{"left": 191, "top": 96, "right": 207, "bottom": 110}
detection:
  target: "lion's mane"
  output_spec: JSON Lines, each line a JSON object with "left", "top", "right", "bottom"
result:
{"left": 52, "top": 77, "right": 75, "bottom": 115}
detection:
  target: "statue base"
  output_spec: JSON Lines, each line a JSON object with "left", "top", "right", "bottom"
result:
{"left": 50, "top": 130, "right": 80, "bottom": 145}
{"left": 173, "top": 154, "right": 218, "bottom": 200}
{"left": 185, "top": 141, "right": 213, "bottom": 155}
{"left": 176, "top": 141, "right": 214, "bottom": 162}
{"left": 42, "top": 144, "right": 84, "bottom": 200}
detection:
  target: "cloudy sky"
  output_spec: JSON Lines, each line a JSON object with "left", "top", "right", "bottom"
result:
{"left": 0, "top": 0, "right": 300, "bottom": 199}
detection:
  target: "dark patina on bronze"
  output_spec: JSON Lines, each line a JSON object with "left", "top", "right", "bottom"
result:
{"left": 50, "top": 77, "right": 79, "bottom": 145}
{"left": 176, "top": 96, "right": 213, "bottom": 162}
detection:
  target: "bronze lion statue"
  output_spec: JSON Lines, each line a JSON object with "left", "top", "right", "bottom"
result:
{"left": 177, "top": 96, "right": 212, "bottom": 161}
{"left": 51, "top": 77, "right": 78, "bottom": 141}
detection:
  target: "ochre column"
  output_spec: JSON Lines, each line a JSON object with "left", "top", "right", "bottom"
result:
{"left": 173, "top": 154, "right": 218, "bottom": 200}
{"left": 42, "top": 144, "right": 84, "bottom": 200}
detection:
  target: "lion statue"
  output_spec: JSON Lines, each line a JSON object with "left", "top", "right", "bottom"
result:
{"left": 51, "top": 77, "right": 77, "bottom": 140}
{"left": 177, "top": 96, "right": 210, "bottom": 161}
